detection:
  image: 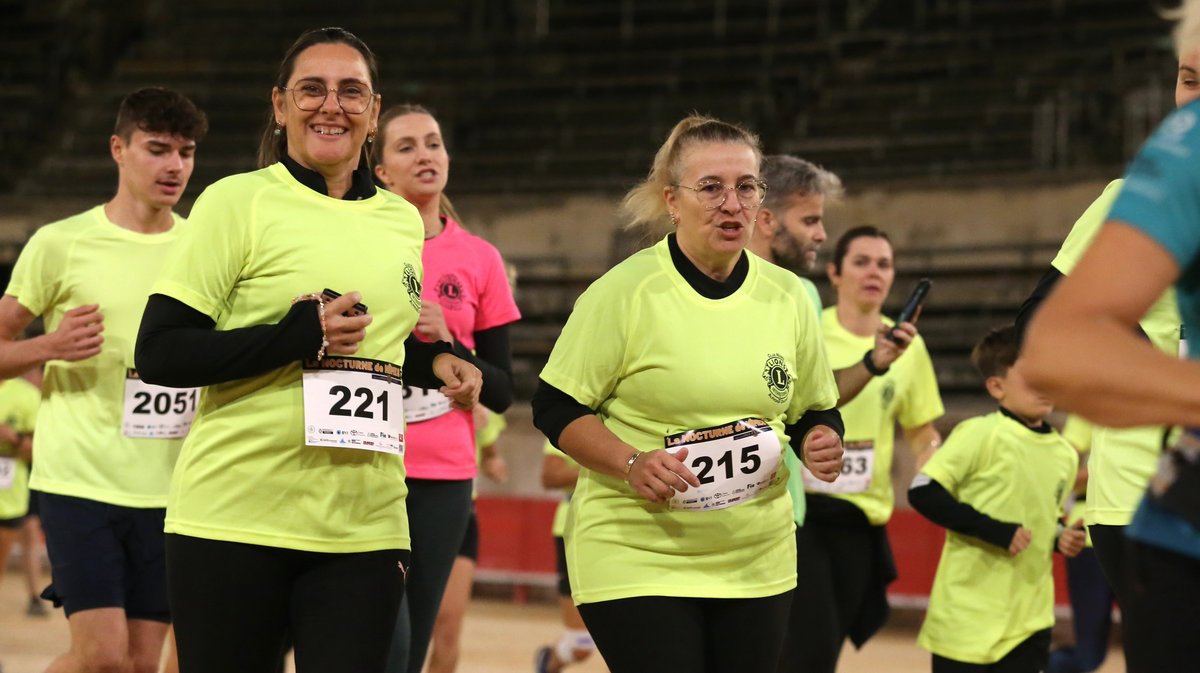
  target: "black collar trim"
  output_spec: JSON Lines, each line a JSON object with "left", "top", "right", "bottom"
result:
{"left": 281, "top": 154, "right": 377, "bottom": 201}
{"left": 999, "top": 406, "right": 1052, "bottom": 434}
{"left": 666, "top": 233, "right": 748, "bottom": 300}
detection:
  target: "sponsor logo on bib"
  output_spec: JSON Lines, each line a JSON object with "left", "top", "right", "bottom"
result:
{"left": 436, "top": 273, "right": 464, "bottom": 310}
{"left": 761, "top": 353, "right": 792, "bottom": 404}
{"left": 403, "top": 263, "right": 423, "bottom": 311}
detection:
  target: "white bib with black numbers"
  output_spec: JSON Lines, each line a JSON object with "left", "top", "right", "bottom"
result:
{"left": 0, "top": 456, "right": 15, "bottom": 490}
{"left": 803, "top": 440, "right": 874, "bottom": 494}
{"left": 402, "top": 386, "right": 453, "bottom": 423}
{"left": 302, "top": 357, "right": 405, "bottom": 455}
{"left": 663, "top": 418, "right": 783, "bottom": 512}
{"left": 122, "top": 369, "right": 199, "bottom": 439}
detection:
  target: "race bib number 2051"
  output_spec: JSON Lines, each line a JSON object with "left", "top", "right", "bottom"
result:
{"left": 122, "top": 369, "right": 199, "bottom": 439}
{"left": 302, "top": 357, "right": 405, "bottom": 455}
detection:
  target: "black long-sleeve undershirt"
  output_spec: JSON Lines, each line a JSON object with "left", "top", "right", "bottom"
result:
{"left": 136, "top": 294, "right": 452, "bottom": 389}
{"left": 445, "top": 324, "right": 513, "bottom": 413}
{"left": 908, "top": 474, "right": 1019, "bottom": 550}
{"left": 1014, "top": 267, "right": 1063, "bottom": 351}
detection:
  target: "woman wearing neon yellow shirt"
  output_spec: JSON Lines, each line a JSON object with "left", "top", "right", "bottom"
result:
{"left": 135, "top": 27, "right": 481, "bottom": 672}
{"left": 533, "top": 114, "right": 845, "bottom": 673}
{"left": 785, "top": 226, "right": 945, "bottom": 673}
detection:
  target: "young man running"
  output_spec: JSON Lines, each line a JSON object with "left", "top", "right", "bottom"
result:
{"left": 0, "top": 87, "right": 206, "bottom": 673}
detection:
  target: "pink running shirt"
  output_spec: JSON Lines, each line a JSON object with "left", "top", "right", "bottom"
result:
{"left": 404, "top": 218, "right": 521, "bottom": 480}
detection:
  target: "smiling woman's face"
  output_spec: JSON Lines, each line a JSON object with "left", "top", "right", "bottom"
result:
{"left": 272, "top": 42, "right": 378, "bottom": 177}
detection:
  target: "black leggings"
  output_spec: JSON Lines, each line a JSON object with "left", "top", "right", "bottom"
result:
{"left": 1087, "top": 524, "right": 1131, "bottom": 608}
{"left": 578, "top": 591, "right": 793, "bottom": 673}
{"left": 1122, "top": 537, "right": 1200, "bottom": 673}
{"left": 780, "top": 524, "right": 878, "bottom": 673}
{"left": 385, "top": 478, "right": 473, "bottom": 673}
{"left": 167, "top": 534, "right": 407, "bottom": 673}
{"left": 931, "top": 629, "right": 1050, "bottom": 673}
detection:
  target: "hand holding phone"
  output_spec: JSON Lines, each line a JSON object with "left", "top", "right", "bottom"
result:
{"left": 889, "top": 278, "right": 931, "bottom": 343}
{"left": 319, "top": 290, "right": 372, "bottom": 356}
{"left": 322, "top": 288, "right": 369, "bottom": 317}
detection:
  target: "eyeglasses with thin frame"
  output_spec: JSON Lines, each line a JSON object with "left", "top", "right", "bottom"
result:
{"left": 281, "top": 81, "right": 377, "bottom": 114}
{"left": 672, "top": 179, "right": 768, "bottom": 210}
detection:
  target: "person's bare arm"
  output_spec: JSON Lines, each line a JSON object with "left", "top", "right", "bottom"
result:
{"left": 557, "top": 415, "right": 701, "bottom": 504}
{"left": 905, "top": 422, "right": 942, "bottom": 471}
{"left": 542, "top": 454, "right": 580, "bottom": 490}
{"left": 1024, "top": 222, "right": 1200, "bottom": 427}
{"left": 0, "top": 295, "right": 103, "bottom": 380}
{"left": 834, "top": 322, "right": 917, "bottom": 405}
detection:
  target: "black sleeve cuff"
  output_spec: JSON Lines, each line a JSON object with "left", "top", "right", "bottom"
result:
{"left": 450, "top": 324, "right": 515, "bottom": 413}
{"left": 786, "top": 408, "right": 845, "bottom": 456}
{"left": 402, "top": 335, "right": 455, "bottom": 389}
{"left": 531, "top": 378, "right": 594, "bottom": 447}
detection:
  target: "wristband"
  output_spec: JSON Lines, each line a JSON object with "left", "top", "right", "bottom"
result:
{"left": 862, "top": 349, "right": 889, "bottom": 376}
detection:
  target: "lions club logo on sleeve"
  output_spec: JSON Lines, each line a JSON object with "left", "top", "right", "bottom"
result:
{"left": 762, "top": 354, "right": 792, "bottom": 403}
{"left": 403, "top": 263, "right": 423, "bottom": 311}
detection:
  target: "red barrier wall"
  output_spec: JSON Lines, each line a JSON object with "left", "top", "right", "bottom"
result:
{"left": 475, "top": 496, "right": 1069, "bottom": 605}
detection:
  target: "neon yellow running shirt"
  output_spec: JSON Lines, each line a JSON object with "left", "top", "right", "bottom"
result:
{"left": 541, "top": 237, "right": 837, "bottom": 604}
{"left": 154, "top": 164, "right": 425, "bottom": 553}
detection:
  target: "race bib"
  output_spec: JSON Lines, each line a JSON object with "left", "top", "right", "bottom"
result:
{"left": 803, "top": 440, "right": 874, "bottom": 494}
{"left": 122, "top": 369, "right": 199, "bottom": 439}
{"left": 403, "top": 386, "right": 453, "bottom": 423}
{"left": 663, "top": 418, "right": 782, "bottom": 512}
{"left": 302, "top": 357, "right": 405, "bottom": 455}
{"left": 0, "top": 456, "right": 15, "bottom": 490}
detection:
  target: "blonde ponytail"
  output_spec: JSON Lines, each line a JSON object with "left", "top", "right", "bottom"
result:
{"left": 621, "top": 114, "right": 762, "bottom": 232}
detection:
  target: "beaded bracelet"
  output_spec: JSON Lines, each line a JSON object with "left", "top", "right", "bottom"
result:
{"left": 292, "top": 293, "right": 330, "bottom": 361}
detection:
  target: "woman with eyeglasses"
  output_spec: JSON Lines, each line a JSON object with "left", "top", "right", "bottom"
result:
{"left": 370, "top": 104, "right": 521, "bottom": 673}
{"left": 531, "top": 114, "right": 844, "bottom": 673}
{"left": 133, "top": 27, "right": 481, "bottom": 672}
{"left": 783, "top": 226, "right": 944, "bottom": 673}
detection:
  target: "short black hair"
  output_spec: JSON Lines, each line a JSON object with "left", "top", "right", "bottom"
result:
{"left": 971, "top": 325, "right": 1019, "bottom": 380}
{"left": 832, "top": 225, "right": 891, "bottom": 274}
{"left": 113, "top": 87, "right": 208, "bottom": 142}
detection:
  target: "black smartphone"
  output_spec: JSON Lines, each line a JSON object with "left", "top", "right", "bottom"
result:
{"left": 889, "top": 278, "right": 931, "bottom": 343}
{"left": 321, "top": 288, "right": 369, "bottom": 317}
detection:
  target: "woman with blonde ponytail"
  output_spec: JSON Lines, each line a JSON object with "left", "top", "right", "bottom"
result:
{"left": 530, "top": 114, "right": 844, "bottom": 673}
{"left": 373, "top": 104, "right": 521, "bottom": 673}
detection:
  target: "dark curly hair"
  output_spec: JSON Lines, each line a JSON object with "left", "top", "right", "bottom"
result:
{"left": 113, "top": 87, "right": 208, "bottom": 142}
